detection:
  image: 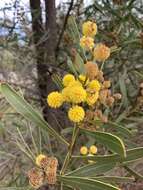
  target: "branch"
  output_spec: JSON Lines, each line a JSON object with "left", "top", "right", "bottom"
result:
{"left": 56, "top": 0, "right": 74, "bottom": 55}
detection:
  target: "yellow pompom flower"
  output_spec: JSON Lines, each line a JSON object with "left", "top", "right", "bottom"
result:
{"left": 63, "top": 74, "right": 75, "bottom": 87}
{"left": 86, "top": 91, "right": 99, "bottom": 106}
{"left": 89, "top": 145, "right": 98, "bottom": 154}
{"left": 62, "top": 87, "right": 70, "bottom": 102}
{"left": 80, "top": 36, "right": 94, "bottom": 50}
{"left": 80, "top": 146, "right": 88, "bottom": 155}
{"left": 47, "top": 91, "right": 63, "bottom": 108}
{"left": 68, "top": 106, "right": 85, "bottom": 122}
{"left": 79, "top": 75, "right": 89, "bottom": 85}
{"left": 69, "top": 86, "right": 87, "bottom": 103}
{"left": 82, "top": 21, "right": 97, "bottom": 37}
{"left": 36, "top": 154, "right": 46, "bottom": 167}
{"left": 88, "top": 80, "right": 101, "bottom": 92}
{"left": 68, "top": 80, "right": 82, "bottom": 87}
{"left": 93, "top": 43, "right": 110, "bottom": 62}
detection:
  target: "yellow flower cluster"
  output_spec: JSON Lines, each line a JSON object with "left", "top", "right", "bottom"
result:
{"left": 80, "top": 145, "right": 98, "bottom": 155}
{"left": 47, "top": 73, "right": 101, "bottom": 123}
{"left": 80, "top": 21, "right": 110, "bottom": 62}
{"left": 80, "top": 36, "right": 94, "bottom": 50}
{"left": 94, "top": 43, "right": 110, "bottom": 62}
{"left": 82, "top": 21, "right": 97, "bottom": 37}
{"left": 28, "top": 154, "right": 58, "bottom": 188}
{"left": 47, "top": 91, "right": 63, "bottom": 108}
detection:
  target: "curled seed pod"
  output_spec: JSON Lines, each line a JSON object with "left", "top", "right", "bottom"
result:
{"left": 45, "top": 157, "right": 58, "bottom": 185}
{"left": 113, "top": 93, "right": 122, "bottom": 100}
{"left": 28, "top": 168, "right": 44, "bottom": 189}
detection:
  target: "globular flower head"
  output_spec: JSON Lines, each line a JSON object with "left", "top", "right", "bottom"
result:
{"left": 45, "top": 157, "right": 58, "bottom": 185}
{"left": 82, "top": 21, "right": 97, "bottom": 37}
{"left": 63, "top": 74, "right": 75, "bottom": 87}
{"left": 86, "top": 91, "right": 99, "bottom": 106}
{"left": 35, "top": 154, "right": 47, "bottom": 167}
{"left": 28, "top": 168, "right": 44, "bottom": 188}
{"left": 84, "top": 62, "right": 99, "bottom": 80}
{"left": 103, "top": 80, "right": 111, "bottom": 89}
{"left": 87, "top": 80, "right": 101, "bottom": 92}
{"left": 68, "top": 106, "right": 85, "bottom": 123}
{"left": 89, "top": 145, "right": 98, "bottom": 154}
{"left": 80, "top": 146, "right": 88, "bottom": 155}
{"left": 79, "top": 74, "right": 89, "bottom": 85}
{"left": 47, "top": 91, "right": 63, "bottom": 108}
{"left": 93, "top": 43, "right": 110, "bottom": 62}
{"left": 62, "top": 87, "right": 71, "bottom": 102}
{"left": 80, "top": 36, "right": 94, "bottom": 50}
{"left": 68, "top": 80, "right": 82, "bottom": 87}
{"left": 69, "top": 86, "right": 87, "bottom": 103}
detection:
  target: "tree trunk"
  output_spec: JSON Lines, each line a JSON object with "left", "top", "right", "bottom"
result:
{"left": 29, "top": 0, "right": 48, "bottom": 114}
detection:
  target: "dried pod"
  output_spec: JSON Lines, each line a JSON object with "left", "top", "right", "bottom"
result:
{"left": 45, "top": 157, "right": 58, "bottom": 185}
{"left": 28, "top": 168, "right": 44, "bottom": 189}
{"left": 113, "top": 93, "right": 122, "bottom": 100}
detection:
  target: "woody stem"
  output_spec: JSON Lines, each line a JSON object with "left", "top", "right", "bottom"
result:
{"left": 60, "top": 124, "right": 79, "bottom": 175}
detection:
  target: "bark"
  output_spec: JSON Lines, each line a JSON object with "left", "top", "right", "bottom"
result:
{"left": 29, "top": 0, "right": 47, "bottom": 113}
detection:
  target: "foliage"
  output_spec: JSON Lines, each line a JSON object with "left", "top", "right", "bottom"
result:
{"left": 1, "top": 16, "right": 143, "bottom": 190}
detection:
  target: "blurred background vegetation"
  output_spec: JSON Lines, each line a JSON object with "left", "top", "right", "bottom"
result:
{"left": 0, "top": 0, "right": 143, "bottom": 189}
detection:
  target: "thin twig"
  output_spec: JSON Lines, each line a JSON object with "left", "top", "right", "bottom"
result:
{"left": 56, "top": 0, "right": 74, "bottom": 55}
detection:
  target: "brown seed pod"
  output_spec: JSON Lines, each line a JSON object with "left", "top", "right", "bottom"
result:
{"left": 113, "top": 93, "right": 122, "bottom": 100}
{"left": 45, "top": 157, "right": 58, "bottom": 185}
{"left": 28, "top": 168, "right": 44, "bottom": 189}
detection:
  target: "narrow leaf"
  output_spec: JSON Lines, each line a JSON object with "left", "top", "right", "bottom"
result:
{"left": 66, "top": 162, "right": 115, "bottom": 177}
{"left": 58, "top": 176, "right": 120, "bottom": 190}
{"left": 0, "top": 84, "right": 68, "bottom": 146}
